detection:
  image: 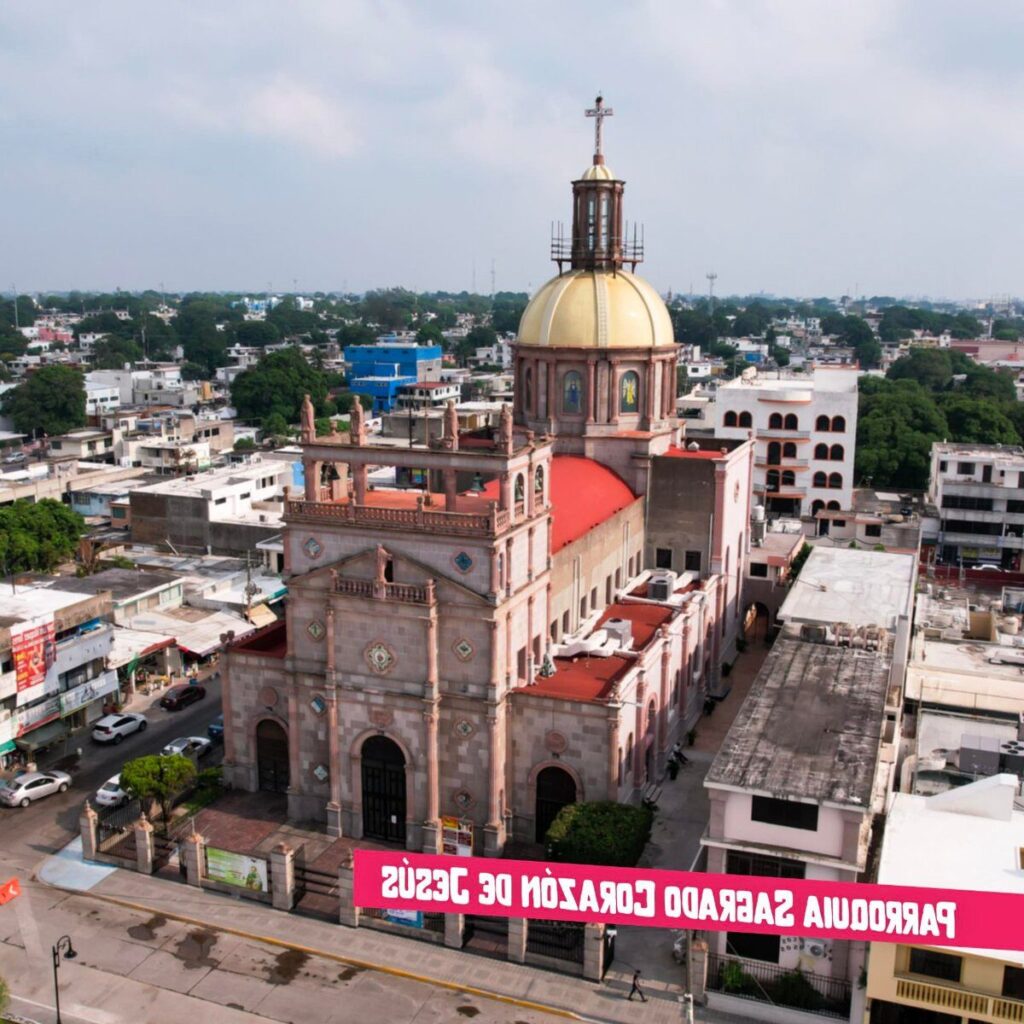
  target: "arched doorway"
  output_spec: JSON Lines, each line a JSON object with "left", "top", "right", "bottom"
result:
{"left": 535, "top": 765, "right": 577, "bottom": 842}
{"left": 361, "top": 736, "right": 406, "bottom": 844}
{"left": 256, "top": 720, "right": 289, "bottom": 794}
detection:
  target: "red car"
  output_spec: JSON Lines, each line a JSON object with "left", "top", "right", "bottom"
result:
{"left": 159, "top": 684, "right": 206, "bottom": 711}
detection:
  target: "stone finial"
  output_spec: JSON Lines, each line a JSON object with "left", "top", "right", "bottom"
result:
{"left": 83, "top": 802, "right": 98, "bottom": 823}
{"left": 342, "top": 851, "right": 355, "bottom": 869}
{"left": 274, "top": 841, "right": 293, "bottom": 855}
{"left": 375, "top": 544, "right": 390, "bottom": 585}
{"left": 498, "top": 403, "right": 513, "bottom": 452}
{"left": 444, "top": 399, "right": 459, "bottom": 450}
{"left": 350, "top": 395, "right": 367, "bottom": 446}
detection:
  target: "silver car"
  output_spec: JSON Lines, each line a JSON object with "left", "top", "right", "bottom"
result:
{"left": 161, "top": 736, "right": 212, "bottom": 760}
{"left": 0, "top": 770, "right": 72, "bottom": 808}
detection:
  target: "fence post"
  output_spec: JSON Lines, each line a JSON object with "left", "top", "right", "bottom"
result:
{"left": 444, "top": 913, "right": 464, "bottom": 949}
{"left": 687, "top": 936, "right": 708, "bottom": 1004}
{"left": 338, "top": 855, "right": 360, "bottom": 927}
{"left": 583, "top": 922, "right": 604, "bottom": 981}
{"left": 134, "top": 815, "right": 154, "bottom": 875}
{"left": 182, "top": 833, "right": 205, "bottom": 887}
{"left": 80, "top": 803, "right": 99, "bottom": 861}
{"left": 507, "top": 918, "right": 527, "bottom": 963}
{"left": 270, "top": 842, "right": 295, "bottom": 911}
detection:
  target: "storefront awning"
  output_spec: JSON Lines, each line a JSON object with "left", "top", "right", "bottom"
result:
{"left": 246, "top": 603, "right": 277, "bottom": 629}
{"left": 108, "top": 627, "right": 176, "bottom": 670}
{"left": 15, "top": 718, "right": 69, "bottom": 753}
{"left": 127, "top": 608, "right": 255, "bottom": 658}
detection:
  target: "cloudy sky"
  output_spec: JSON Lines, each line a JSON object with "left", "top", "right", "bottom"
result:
{"left": 1, "top": 1, "right": 1022, "bottom": 300}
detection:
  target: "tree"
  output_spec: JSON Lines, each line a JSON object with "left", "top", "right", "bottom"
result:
{"left": 120, "top": 754, "right": 196, "bottom": 826}
{"left": 453, "top": 325, "right": 498, "bottom": 366}
{"left": 231, "top": 347, "right": 330, "bottom": 425}
{"left": 2, "top": 365, "right": 86, "bottom": 435}
{"left": 0, "top": 500, "right": 85, "bottom": 573}
{"left": 179, "top": 361, "right": 208, "bottom": 381}
{"left": 939, "top": 395, "right": 1018, "bottom": 445}
{"left": 0, "top": 973, "right": 7, "bottom": 1018}
{"left": 233, "top": 437, "right": 257, "bottom": 452}
{"left": 234, "top": 320, "right": 281, "bottom": 348}
{"left": 415, "top": 322, "right": 445, "bottom": 347}
{"left": 92, "top": 335, "right": 143, "bottom": 369}
{"left": 336, "top": 321, "right": 378, "bottom": 346}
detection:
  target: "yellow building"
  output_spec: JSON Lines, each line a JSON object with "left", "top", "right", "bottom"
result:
{"left": 865, "top": 775, "right": 1024, "bottom": 1024}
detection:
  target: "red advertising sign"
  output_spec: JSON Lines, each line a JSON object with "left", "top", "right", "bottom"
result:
{"left": 12, "top": 619, "right": 56, "bottom": 693}
{"left": 353, "top": 850, "right": 1023, "bottom": 952}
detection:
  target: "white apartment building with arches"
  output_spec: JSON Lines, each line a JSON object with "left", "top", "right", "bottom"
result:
{"left": 714, "top": 366, "right": 858, "bottom": 518}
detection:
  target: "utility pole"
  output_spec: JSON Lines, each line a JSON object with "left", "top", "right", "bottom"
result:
{"left": 490, "top": 259, "right": 496, "bottom": 301}
{"left": 11, "top": 284, "right": 18, "bottom": 330}
{"left": 706, "top": 272, "right": 718, "bottom": 316}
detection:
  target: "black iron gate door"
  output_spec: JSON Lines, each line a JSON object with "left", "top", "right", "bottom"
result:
{"left": 257, "top": 720, "right": 289, "bottom": 794}
{"left": 361, "top": 737, "right": 406, "bottom": 844}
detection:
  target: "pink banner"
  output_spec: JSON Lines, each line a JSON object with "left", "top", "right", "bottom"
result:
{"left": 353, "top": 850, "right": 1024, "bottom": 952}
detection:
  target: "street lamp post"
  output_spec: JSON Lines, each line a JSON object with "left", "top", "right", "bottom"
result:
{"left": 51, "top": 934, "right": 77, "bottom": 1024}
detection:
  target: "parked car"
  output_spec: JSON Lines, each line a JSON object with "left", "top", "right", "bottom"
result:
{"left": 95, "top": 774, "right": 129, "bottom": 808}
{"left": 159, "top": 684, "right": 206, "bottom": 711}
{"left": 91, "top": 713, "right": 148, "bottom": 745}
{"left": 161, "top": 736, "right": 212, "bottom": 759}
{"left": 208, "top": 714, "right": 224, "bottom": 742}
{"left": 2, "top": 452, "right": 26, "bottom": 465}
{"left": 0, "top": 770, "right": 72, "bottom": 808}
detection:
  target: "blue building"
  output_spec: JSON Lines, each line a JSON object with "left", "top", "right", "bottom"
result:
{"left": 343, "top": 343, "right": 444, "bottom": 414}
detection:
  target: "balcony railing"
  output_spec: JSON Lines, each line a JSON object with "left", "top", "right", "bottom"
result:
{"left": 286, "top": 498, "right": 510, "bottom": 538}
{"left": 334, "top": 577, "right": 432, "bottom": 604}
{"left": 894, "top": 976, "right": 998, "bottom": 1019}
{"left": 707, "top": 953, "right": 851, "bottom": 1020}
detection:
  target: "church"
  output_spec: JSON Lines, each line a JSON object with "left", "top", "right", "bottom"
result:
{"left": 221, "top": 99, "right": 755, "bottom": 855}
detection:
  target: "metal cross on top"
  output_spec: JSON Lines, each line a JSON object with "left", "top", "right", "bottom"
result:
{"left": 585, "top": 94, "right": 613, "bottom": 158}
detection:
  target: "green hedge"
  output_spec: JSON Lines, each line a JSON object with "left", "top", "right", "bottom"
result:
{"left": 545, "top": 801, "right": 653, "bottom": 866}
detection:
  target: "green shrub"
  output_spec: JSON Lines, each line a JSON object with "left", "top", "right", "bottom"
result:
{"left": 545, "top": 801, "right": 652, "bottom": 866}
{"left": 183, "top": 766, "right": 224, "bottom": 815}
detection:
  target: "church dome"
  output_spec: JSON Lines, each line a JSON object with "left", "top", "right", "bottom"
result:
{"left": 517, "top": 269, "right": 674, "bottom": 349}
{"left": 579, "top": 163, "right": 616, "bottom": 182}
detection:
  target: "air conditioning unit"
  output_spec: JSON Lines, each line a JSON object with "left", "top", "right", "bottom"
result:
{"left": 648, "top": 571, "right": 677, "bottom": 602}
{"left": 800, "top": 939, "right": 830, "bottom": 960}
{"left": 603, "top": 618, "right": 633, "bottom": 650}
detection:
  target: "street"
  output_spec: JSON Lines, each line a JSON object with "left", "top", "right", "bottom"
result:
{"left": 0, "top": 679, "right": 223, "bottom": 877}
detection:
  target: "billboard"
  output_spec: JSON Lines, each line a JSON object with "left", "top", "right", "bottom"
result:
{"left": 205, "top": 848, "right": 268, "bottom": 893}
{"left": 11, "top": 616, "right": 57, "bottom": 708}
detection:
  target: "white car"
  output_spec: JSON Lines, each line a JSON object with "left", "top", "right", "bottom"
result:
{"left": 95, "top": 774, "right": 129, "bottom": 808}
{"left": 91, "top": 713, "right": 148, "bottom": 745}
{"left": 0, "top": 770, "right": 72, "bottom": 808}
{"left": 161, "top": 736, "right": 212, "bottom": 759}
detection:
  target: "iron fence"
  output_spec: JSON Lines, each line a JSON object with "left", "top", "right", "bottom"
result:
{"left": 707, "top": 953, "right": 851, "bottom": 1020}
{"left": 526, "top": 919, "right": 585, "bottom": 964}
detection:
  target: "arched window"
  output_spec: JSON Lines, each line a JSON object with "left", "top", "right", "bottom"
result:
{"left": 781, "top": 470, "right": 796, "bottom": 487}
{"left": 514, "top": 474, "right": 525, "bottom": 503}
{"left": 784, "top": 413, "right": 798, "bottom": 430}
{"left": 646, "top": 701, "right": 656, "bottom": 735}
{"left": 830, "top": 444, "right": 844, "bottom": 461}
{"left": 814, "top": 443, "right": 829, "bottom": 460}
{"left": 827, "top": 500, "right": 841, "bottom": 510}
{"left": 831, "top": 416, "right": 846, "bottom": 432}
{"left": 783, "top": 442, "right": 797, "bottom": 458}
{"left": 813, "top": 471, "right": 827, "bottom": 488}
{"left": 828, "top": 472, "right": 842, "bottom": 489}
{"left": 768, "top": 412, "right": 783, "bottom": 429}
{"left": 562, "top": 370, "right": 583, "bottom": 414}
{"left": 534, "top": 465, "right": 545, "bottom": 500}
{"left": 619, "top": 371, "right": 640, "bottom": 413}
{"left": 767, "top": 441, "right": 782, "bottom": 464}
{"left": 811, "top": 499, "right": 825, "bottom": 515}
{"left": 816, "top": 414, "right": 830, "bottom": 431}
{"left": 523, "top": 367, "right": 533, "bottom": 412}
{"left": 724, "top": 410, "right": 738, "bottom": 427}
{"left": 738, "top": 411, "right": 753, "bottom": 428}
{"left": 767, "top": 470, "right": 780, "bottom": 491}
{"left": 625, "top": 733, "right": 634, "bottom": 775}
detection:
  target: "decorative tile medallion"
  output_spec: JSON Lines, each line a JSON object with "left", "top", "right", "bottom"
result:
{"left": 307, "top": 619, "right": 325, "bottom": 642}
{"left": 365, "top": 641, "right": 396, "bottom": 675}
{"left": 452, "top": 788, "right": 476, "bottom": 811}
{"left": 545, "top": 730, "right": 568, "bottom": 754}
{"left": 312, "top": 764, "right": 329, "bottom": 783}
{"left": 258, "top": 686, "right": 279, "bottom": 708}
{"left": 310, "top": 695, "right": 327, "bottom": 715}
{"left": 452, "top": 551, "right": 474, "bottom": 574}
{"left": 452, "top": 718, "right": 475, "bottom": 740}
{"left": 303, "top": 536, "right": 324, "bottom": 559}
{"left": 453, "top": 638, "right": 475, "bottom": 662}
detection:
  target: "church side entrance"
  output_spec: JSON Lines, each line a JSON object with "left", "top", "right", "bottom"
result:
{"left": 535, "top": 765, "right": 577, "bottom": 842}
{"left": 361, "top": 736, "right": 407, "bottom": 844}
{"left": 256, "top": 719, "right": 290, "bottom": 794}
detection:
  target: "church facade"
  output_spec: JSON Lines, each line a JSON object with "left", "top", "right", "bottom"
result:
{"left": 221, "top": 102, "right": 754, "bottom": 855}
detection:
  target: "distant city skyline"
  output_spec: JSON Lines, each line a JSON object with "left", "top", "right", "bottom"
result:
{"left": 1, "top": 1, "right": 1022, "bottom": 299}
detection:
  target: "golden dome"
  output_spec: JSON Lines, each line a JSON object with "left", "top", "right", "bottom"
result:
{"left": 517, "top": 270, "right": 674, "bottom": 349}
{"left": 579, "top": 163, "right": 616, "bottom": 181}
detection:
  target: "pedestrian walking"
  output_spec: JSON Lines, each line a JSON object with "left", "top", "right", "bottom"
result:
{"left": 628, "top": 968, "right": 647, "bottom": 1002}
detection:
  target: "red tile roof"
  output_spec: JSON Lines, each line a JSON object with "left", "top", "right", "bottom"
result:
{"left": 597, "top": 602, "right": 674, "bottom": 649}
{"left": 232, "top": 619, "right": 287, "bottom": 658}
{"left": 663, "top": 445, "right": 724, "bottom": 460}
{"left": 518, "top": 653, "right": 631, "bottom": 702}
{"left": 549, "top": 456, "right": 637, "bottom": 553}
